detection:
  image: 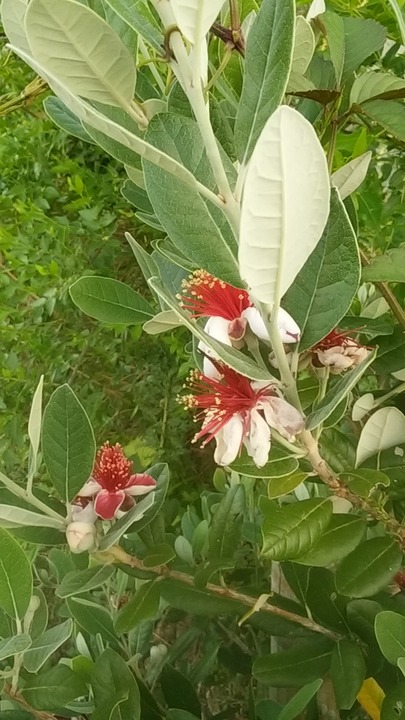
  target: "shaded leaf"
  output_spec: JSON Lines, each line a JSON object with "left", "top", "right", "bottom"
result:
{"left": 44, "top": 96, "right": 95, "bottom": 143}
{"left": 67, "top": 597, "right": 119, "bottom": 644}
{"left": 335, "top": 537, "right": 402, "bottom": 598}
{"left": 92, "top": 649, "right": 140, "bottom": 720}
{"left": 0, "top": 528, "right": 32, "bottom": 619}
{"left": 114, "top": 580, "right": 160, "bottom": 635}
{"left": 362, "top": 99, "right": 405, "bottom": 143}
{"left": 296, "top": 515, "right": 366, "bottom": 567}
{"left": 161, "top": 665, "right": 201, "bottom": 717}
{"left": 342, "top": 16, "right": 386, "bottom": 81}
{"left": 362, "top": 248, "right": 405, "bottom": 283}
{"left": 21, "top": 664, "right": 87, "bottom": 712}
{"left": 56, "top": 566, "right": 115, "bottom": 598}
{"left": 24, "top": 619, "right": 73, "bottom": 673}
{"left": 331, "top": 639, "right": 366, "bottom": 709}
{"left": 253, "top": 639, "right": 333, "bottom": 687}
{"left": 0, "top": 634, "right": 31, "bottom": 661}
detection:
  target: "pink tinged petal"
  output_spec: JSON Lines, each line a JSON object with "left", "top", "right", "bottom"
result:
{"left": 316, "top": 348, "right": 353, "bottom": 370}
{"left": 275, "top": 307, "right": 301, "bottom": 344}
{"left": 77, "top": 479, "right": 102, "bottom": 497}
{"left": 214, "top": 414, "right": 244, "bottom": 466}
{"left": 242, "top": 306, "right": 270, "bottom": 341}
{"left": 126, "top": 473, "right": 157, "bottom": 496}
{"left": 94, "top": 489, "right": 126, "bottom": 520}
{"left": 244, "top": 409, "right": 271, "bottom": 468}
{"left": 263, "top": 397, "right": 305, "bottom": 439}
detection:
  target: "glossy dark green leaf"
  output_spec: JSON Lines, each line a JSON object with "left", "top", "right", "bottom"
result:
{"left": 0, "top": 528, "right": 32, "bottom": 619}
{"left": 362, "top": 248, "right": 405, "bottom": 282}
{"left": 208, "top": 484, "right": 245, "bottom": 563}
{"left": 296, "top": 515, "right": 366, "bottom": 567}
{"left": 56, "top": 566, "right": 115, "bottom": 598}
{"left": 21, "top": 664, "right": 87, "bottom": 712}
{"left": 340, "top": 469, "right": 390, "bottom": 498}
{"left": 235, "top": 0, "right": 295, "bottom": 162}
{"left": 336, "top": 537, "right": 402, "bottom": 597}
{"left": 346, "top": 599, "right": 382, "bottom": 647}
{"left": 375, "top": 611, "right": 405, "bottom": 665}
{"left": 268, "top": 471, "right": 308, "bottom": 499}
{"left": 261, "top": 498, "right": 332, "bottom": 560}
{"left": 160, "top": 578, "right": 244, "bottom": 617}
{"left": 253, "top": 639, "right": 333, "bottom": 687}
{"left": 67, "top": 597, "right": 119, "bottom": 645}
{"left": 319, "top": 428, "right": 356, "bottom": 472}
{"left": 306, "top": 567, "right": 349, "bottom": 633}
{"left": 92, "top": 649, "right": 141, "bottom": 720}
{"left": 161, "top": 665, "right": 201, "bottom": 717}
{"left": 114, "top": 580, "right": 160, "bottom": 635}
{"left": 143, "top": 115, "right": 239, "bottom": 285}
{"left": 42, "top": 384, "right": 95, "bottom": 503}
{"left": 330, "top": 639, "right": 366, "bottom": 709}
{"left": 283, "top": 190, "right": 360, "bottom": 351}
{"left": 305, "top": 348, "right": 376, "bottom": 430}
{"left": 70, "top": 276, "right": 154, "bottom": 324}
{"left": 372, "top": 327, "right": 405, "bottom": 375}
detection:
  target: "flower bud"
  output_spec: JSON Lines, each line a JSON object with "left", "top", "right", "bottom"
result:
{"left": 66, "top": 521, "right": 97, "bottom": 554}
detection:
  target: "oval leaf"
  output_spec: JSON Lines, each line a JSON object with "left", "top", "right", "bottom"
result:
{"left": 25, "top": 0, "right": 136, "bottom": 107}
{"left": 114, "top": 580, "right": 160, "bottom": 635}
{"left": 91, "top": 649, "right": 140, "bottom": 720}
{"left": 331, "top": 151, "right": 372, "bottom": 200}
{"left": 375, "top": 611, "right": 405, "bottom": 665}
{"left": 239, "top": 105, "right": 330, "bottom": 305}
{"left": 295, "top": 515, "right": 366, "bottom": 567}
{"left": 0, "top": 634, "right": 32, "bottom": 662}
{"left": 24, "top": 619, "right": 73, "bottom": 673}
{"left": 261, "top": 498, "right": 332, "bottom": 560}
{"left": 330, "top": 639, "right": 366, "bottom": 710}
{"left": 1, "top": 0, "right": 30, "bottom": 52}
{"left": 335, "top": 537, "right": 402, "bottom": 598}
{"left": 56, "top": 566, "right": 115, "bottom": 598}
{"left": 0, "top": 528, "right": 32, "bottom": 619}
{"left": 70, "top": 276, "right": 154, "bottom": 324}
{"left": 356, "top": 406, "right": 405, "bottom": 467}
{"left": 253, "top": 639, "right": 333, "bottom": 687}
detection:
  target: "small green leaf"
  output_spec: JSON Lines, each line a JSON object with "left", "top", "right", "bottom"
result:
{"left": 268, "top": 471, "right": 307, "bottom": 499}
{"left": 342, "top": 16, "right": 386, "bottom": 81}
{"left": 253, "top": 639, "right": 333, "bottom": 687}
{"left": 21, "top": 664, "right": 87, "bottom": 712}
{"left": 398, "top": 658, "right": 405, "bottom": 677}
{"left": 341, "top": 469, "right": 390, "bottom": 498}
{"left": 28, "top": 375, "right": 44, "bottom": 483}
{"left": 208, "top": 484, "right": 245, "bottom": 563}
{"left": 277, "top": 679, "right": 323, "bottom": 720}
{"left": 296, "top": 515, "right": 366, "bottom": 567}
{"left": 362, "top": 248, "right": 405, "bottom": 283}
{"left": 235, "top": 0, "right": 295, "bottom": 162}
{"left": 335, "top": 537, "right": 402, "bottom": 597}
{"left": 232, "top": 448, "right": 299, "bottom": 479}
{"left": 0, "top": 528, "right": 32, "bottom": 619}
{"left": 375, "top": 611, "right": 405, "bottom": 665}
{"left": 92, "top": 649, "right": 140, "bottom": 720}
{"left": 330, "top": 639, "right": 366, "bottom": 709}
{"left": 23, "top": 619, "right": 73, "bottom": 673}
{"left": 306, "top": 348, "right": 377, "bottom": 431}
{"left": 261, "top": 498, "right": 332, "bottom": 560}
{"left": 143, "top": 543, "right": 176, "bottom": 568}
{"left": 70, "top": 276, "right": 154, "bottom": 324}
{"left": 67, "top": 597, "right": 119, "bottom": 645}
{"left": 103, "top": 0, "right": 163, "bottom": 52}
{"left": 56, "top": 566, "right": 115, "bottom": 598}
{"left": 114, "top": 580, "right": 160, "bottom": 635}
{"left": 0, "top": 634, "right": 31, "bottom": 661}
{"left": 42, "top": 384, "right": 95, "bottom": 503}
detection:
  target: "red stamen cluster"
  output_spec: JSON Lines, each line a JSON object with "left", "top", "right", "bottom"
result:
{"left": 93, "top": 443, "right": 134, "bottom": 492}
{"left": 181, "top": 360, "right": 274, "bottom": 446}
{"left": 178, "top": 269, "right": 251, "bottom": 321}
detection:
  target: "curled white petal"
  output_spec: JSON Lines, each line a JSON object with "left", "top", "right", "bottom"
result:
{"left": 199, "top": 316, "right": 232, "bottom": 378}
{"left": 214, "top": 415, "right": 244, "bottom": 466}
{"left": 244, "top": 409, "right": 271, "bottom": 467}
{"left": 71, "top": 501, "right": 97, "bottom": 524}
{"left": 242, "top": 306, "right": 269, "bottom": 341}
{"left": 275, "top": 307, "right": 301, "bottom": 343}
{"left": 262, "top": 397, "right": 305, "bottom": 439}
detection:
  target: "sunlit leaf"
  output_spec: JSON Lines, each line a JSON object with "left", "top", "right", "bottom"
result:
{"left": 362, "top": 99, "right": 405, "bottom": 142}
{"left": 287, "top": 16, "right": 315, "bottom": 88}
{"left": 261, "top": 497, "right": 332, "bottom": 560}
{"left": 69, "top": 276, "right": 155, "bottom": 324}
{"left": 351, "top": 71, "right": 405, "bottom": 105}
{"left": 356, "top": 406, "right": 405, "bottom": 467}
{"left": 1, "top": 0, "right": 30, "bottom": 53}
{"left": 331, "top": 152, "right": 372, "bottom": 200}
{"left": 296, "top": 515, "right": 366, "bottom": 567}
{"left": 362, "top": 248, "right": 405, "bottom": 283}
{"left": 239, "top": 105, "right": 330, "bottom": 305}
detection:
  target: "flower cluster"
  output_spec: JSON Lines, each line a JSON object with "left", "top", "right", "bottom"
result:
{"left": 181, "top": 360, "right": 304, "bottom": 468}
{"left": 313, "top": 329, "right": 369, "bottom": 373}
{"left": 178, "top": 270, "right": 300, "bottom": 377}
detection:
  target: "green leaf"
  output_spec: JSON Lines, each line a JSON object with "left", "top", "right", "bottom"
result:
{"left": 23, "top": 619, "right": 73, "bottom": 673}
{"left": 235, "top": 0, "right": 295, "bottom": 162}
{"left": 21, "top": 664, "right": 87, "bottom": 712}
{"left": 161, "top": 665, "right": 201, "bottom": 718}
{"left": 335, "top": 537, "right": 402, "bottom": 598}
{"left": 253, "top": 639, "right": 333, "bottom": 687}
{"left": 362, "top": 99, "right": 405, "bottom": 142}
{"left": 166, "top": 712, "right": 200, "bottom": 720}
{"left": 0, "top": 528, "right": 32, "bottom": 619}
{"left": 44, "top": 96, "right": 95, "bottom": 143}
{"left": 143, "top": 310, "right": 183, "bottom": 335}
{"left": 372, "top": 327, "right": 405, "bottom": 375}
{"left": 261, "top": 498, "right": 332, "bottom": 560}
{"left": 362, "top": 248, "right": 405, "bottom": 283}
{"left": 330, "top": 639, "right": 366, "bottom": 709}
{"left": 160, "top": 578, "right": 244, "bottom": 617}
{"left": 25, "top": 0, "right": 136, "bottom": 107}
{"left": 287, "top": 16, "right": 315, "bottom": 83}
{"left": 67, "top": 597, "right": 119, "bottom": 644}
{"left": 347, "top": 599, "right": 382, "bottom": 647}
{"left": 28, "top": 375, "right": 44, "bottom": 483}
{"left": 351, "top": 71, "right": 405, "bottom": 105}
{"left": 341, "top": 17, "right": 386, "bottom": 81}
{"left": 142, "top": 543, "right": 176, "bottom": 568}
{"left": 305, "top": 348, "right": 377, "bottom": 431}
{"left": 375, "top": 611, "right": 405, "bottom": 665}
{"left": 283, "top": 189, "right": 360, "bottom": 351}
{"left": 0, "top": 634, "right": 31, "bottom": 661}
{"left": 0, "top": 505, "right": 63, "bottom": 530}
{"left": 208, "top": 484, "right": 245, "bottom": 563}
{"left": 1, "top": 0, "right": 30, "bottom": 53}
{"left": 340, "top": 469, "right": 390, "bottom": 498}
{"left": 322, "top": 12, "right": 345, "bottom": 86}
{"left": 296, "top": 515, "right": 366, "bottom": 567}
{"left": 56, "top": 566, "right": 115, "bottom": 598}
{"left": 149, "top": 278, "right": 274, "bottom": 382}
{"left": 232, "top": 448, "right": 299, "bottom": 478}
{"left": 42, "top": 384, "right": 95, "bottom": 503}
{"left": 143, "top": 114, "right": 239, "bottom": 285}
{"left": 103, "top": 0, "right": 163, "bottom": 52}
{"left": 114, "top": 580, "right": 160, "bottom": 635}
{"left": 92, "top": 649, "right": 141, "bottom": 720}
{"left": 399, "top": 658, "right": 405, "bottom": 677}
{"left": 331, "top": 151, "right": 372, "bottom": 201}
{"left": 381, "top": 684, "right": 405, "bottom": 720}
{"left": 356, "top": 407, "right": 405, "bottom": 467}
{"left": 268, "top": 471, "right": 308, "bottom": 499}
{"left": 70, "top": 276, "right": 154, "bottom": 324}
{"left": 277, "top": 679, "right": 323, "bottom": 720}
{"left": 99, "top": 493, "right": 155, "bottom": 551}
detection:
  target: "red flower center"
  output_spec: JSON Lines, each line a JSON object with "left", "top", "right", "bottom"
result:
{"left": 315, "top": 328, "right": 360, "bottom": 351}
{"left": 93, "top": 443, "right": 134, "bottom": 492}
{"left": 181, "top": 360, "right": 275, "bottom": 445}
{"left": 178, "top": 269, "right": 251, "bottom": 321}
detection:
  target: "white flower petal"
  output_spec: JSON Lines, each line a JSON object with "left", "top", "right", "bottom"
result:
{"left": 262, "top": 397, "right": 304, "bottom": 439}
{"left": 204, "top": 316, "right": 232, "bottom": 343}
{"left": 242, "top": 306, "right": 269, "bottom": 341}
{"left": 275, "top": 307, "right": 301, "bottom": 343}
{"left": 214, "top": 415, "right": 244, "bottom": 466}
{"left": 77, "top": 479, "right": 102, "bottom": 497}
{"left": 244, "top": 409, "right": 271, "bottom": 467}
{"left": 71, "top": 501, "right": 97, "bottom": 524}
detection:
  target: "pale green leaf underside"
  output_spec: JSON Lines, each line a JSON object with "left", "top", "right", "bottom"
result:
{"left": 1, "top": 0, "right": 30, "bottom": 53}
{"left": 289, "top": 16, "right": 315, "bottom": 78}
{"left": 356, "top": 406, "right": 405, "bottom": 467}
{"left": 351, "top": 71, "right": 405, "bottom": 105}
{"left": 28, "top": 375, "right": 44, "bottom": 481}
{"left": 143, "top": 310, "right": 183, "bottom": 335}
{"left": 239, "top": 105, "right": 330, "bottom": 304}
{"left": 24, "top": 619, "right": 73, "bottom": 673}
{"left": 0, "top": 505, "right": 63, "bottom": 530}
{"left": 331, "top": 151, "right": 372, "bottom": 200}
{"left": 0, "top": 634, "right": 32, "bottom": 661}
